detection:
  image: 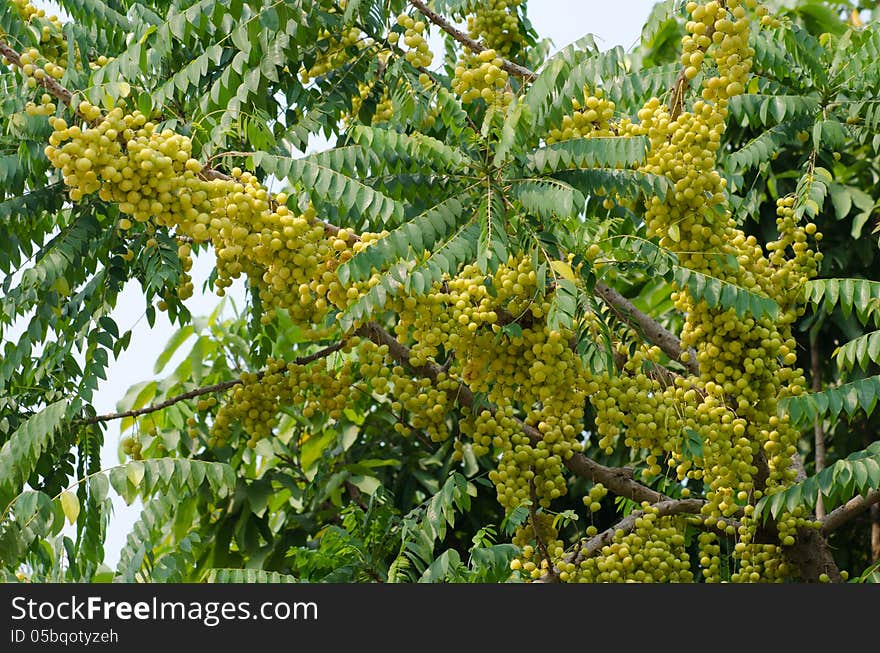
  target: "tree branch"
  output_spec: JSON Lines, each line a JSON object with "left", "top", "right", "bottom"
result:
{"left": 534, "top": 498, "right": 723, "bottom": 582}
{"left": 0, "top": 37, "right": 77, "bottom": 114}
{"left": 2, "top": 19, "right": 687, "bottom": 392}
{"left": 76, "top": 341, "right": 346, "bottom": 426}
{"left": 821, "top": 490, "right": 880, "bottom": 536}
{"left": 594, "top": 280, "right": 699, "bottom": 375}
{"left": 0, "top": 38, "right": 354, "bottom": 244}
{"left": 571, "top": 499, "right": 709, "bottom": 564}
{"left": 407, "top": 0, "right": 536, "bottom": 81}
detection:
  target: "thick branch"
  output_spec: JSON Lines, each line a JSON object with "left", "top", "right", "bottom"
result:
{"left": 594, "top": 280, "right": 699, "bottom": 375}
{"left": 821, "top": 490, "right": 880, "bottom": 536}
{"left": 535, "top": 498, "right": 723, "bottom": 582}
{"left": 407, "top": 0, "right": 536, "bottom": 81}
{"left": 76, "top": 341, "right": 346, "bottom": 426}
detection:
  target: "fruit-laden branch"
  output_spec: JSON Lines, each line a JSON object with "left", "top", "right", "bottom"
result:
{"left": 2, "top": 37, "right": 694, "bottom": 378}
{"left": 407, "top": 0, "right": 536, "bottom": 81}
{"left": 0, "top": 37, "right": 76, "bottom": 111}
{"left": 0, "top": 38, "right": 353, "bottom": 243}
{"left": 355, "top": 321, "right": 670, "bottom": 504}
{"left": 75, "top": 341, "right": 346, "bottom": 426}
{"left": 821, "top": 489, "right": 880, "bottom": 536}
{"left": 199, "top": 152, "right": 356, "bottom": 243}
{"left": 404, "top": 2, "right": 707, "bottom": 375}
{"left": 533, "top": 498, "right": 714, "bottom": 582}
{"left": 495, "top": 305, "right": 688, "bottom": 388}
{"left": 571, "top": 499, "right": 720, "bottom": 561}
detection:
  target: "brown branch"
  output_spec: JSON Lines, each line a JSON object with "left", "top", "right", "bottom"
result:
{"left": 76, "top": 341, "right": 346, "bottom": 426}
{"left": 594, "top": 280, "right": 699, "bottom": 375}
{"left": 0, "top": 38, "right": 356, "bottom": 245}
{"left": 1, "top": 37, "right": 74, "bottom": 111}
{"left": 571, "top": 499, "right": 708, "bottom": 564}
{"left": 535, "top": 498, "right": 719, "bottom": 582}
{"left": 820, "top": 490, "right": 880, "bottom": 536}
{"left": 407, "top": 0, "right": 536, "bottom": 81}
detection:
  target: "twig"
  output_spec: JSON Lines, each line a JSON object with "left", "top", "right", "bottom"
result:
{"left": 535, "top": 498, "right": 724, "bottom": 582}
{"left": 0, "top": 38, "right": 79, "bottom": 117}
{"left": 75, "top": 341, "right": 346, "bottom": 425}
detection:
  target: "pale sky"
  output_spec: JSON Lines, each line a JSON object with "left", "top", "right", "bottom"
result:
{"left": 23, "top": 0, "right": 660, "bottom": 568}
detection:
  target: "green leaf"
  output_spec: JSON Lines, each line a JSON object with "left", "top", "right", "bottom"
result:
{"left": 548, "top": 279, "right": 579, "bottom": 332}
{"left": 419, "top": 548, "right": 461, "bottom": 583}
{"left": 834, "top": 330, "right": 880, "bottom": 371}
{"left": 207, "top": 569, "right": 300, "bottom": 583}
{"left": 555, "top": 168, "right": 669, "bottom": 203}
{"left": 0, "top": 401, "right": 69, "bottom": 506}
{"left": 250, "top": 151, "right": 403, "bottom": 224}
{"left": 339, "top": 192, "right": 472, "bottom": 285}
{"left": 527, "top": 137, "right": 649, "bottom": 173}
{"left": 782, "top": 376, "right": 880, "bottom": 425}
{"left": 349, "top": 125, "right": 467, "bottom": 172}
{"left": 755, "top": 441, "right": 880, "bottom": 520}
{"left": 673, "top": 267, "right": 779, "bottom": 320}
{"left": 512, "top": 178, "right": 585, "bottom": 221}
{"left": 682, "top": 428, "right": 704, "bottom": 461}
{"left": 804, "top": 278, "right": 880, "bottom": 326}
{"left": 126, "top": 461, "right": 145, "bottom": 488}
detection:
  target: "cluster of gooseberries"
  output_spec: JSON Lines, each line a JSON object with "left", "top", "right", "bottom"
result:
{"left": 466, "top": 0, "right": 524, "bottom": 58}
{"left": 452, "top": 48, "right": 512, "bottom": 107}
{"left": 393, "top": 12, "right": 434, "bottom": 69}
{"left": 299, "top": 26, "right": 364, "bottom": 84}
{"left": 9, "top": 0, "right": 73, "bottom": 73}
{"left": 545, "top": 86, "right": 617, "bottom": 144}
{"left": 451, "top": 1, "right": 524, "bottom": 108}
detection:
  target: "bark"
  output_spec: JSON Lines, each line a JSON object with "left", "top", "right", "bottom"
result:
{"left": 594, "top": 281, "right": 699, "bottom": 375}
